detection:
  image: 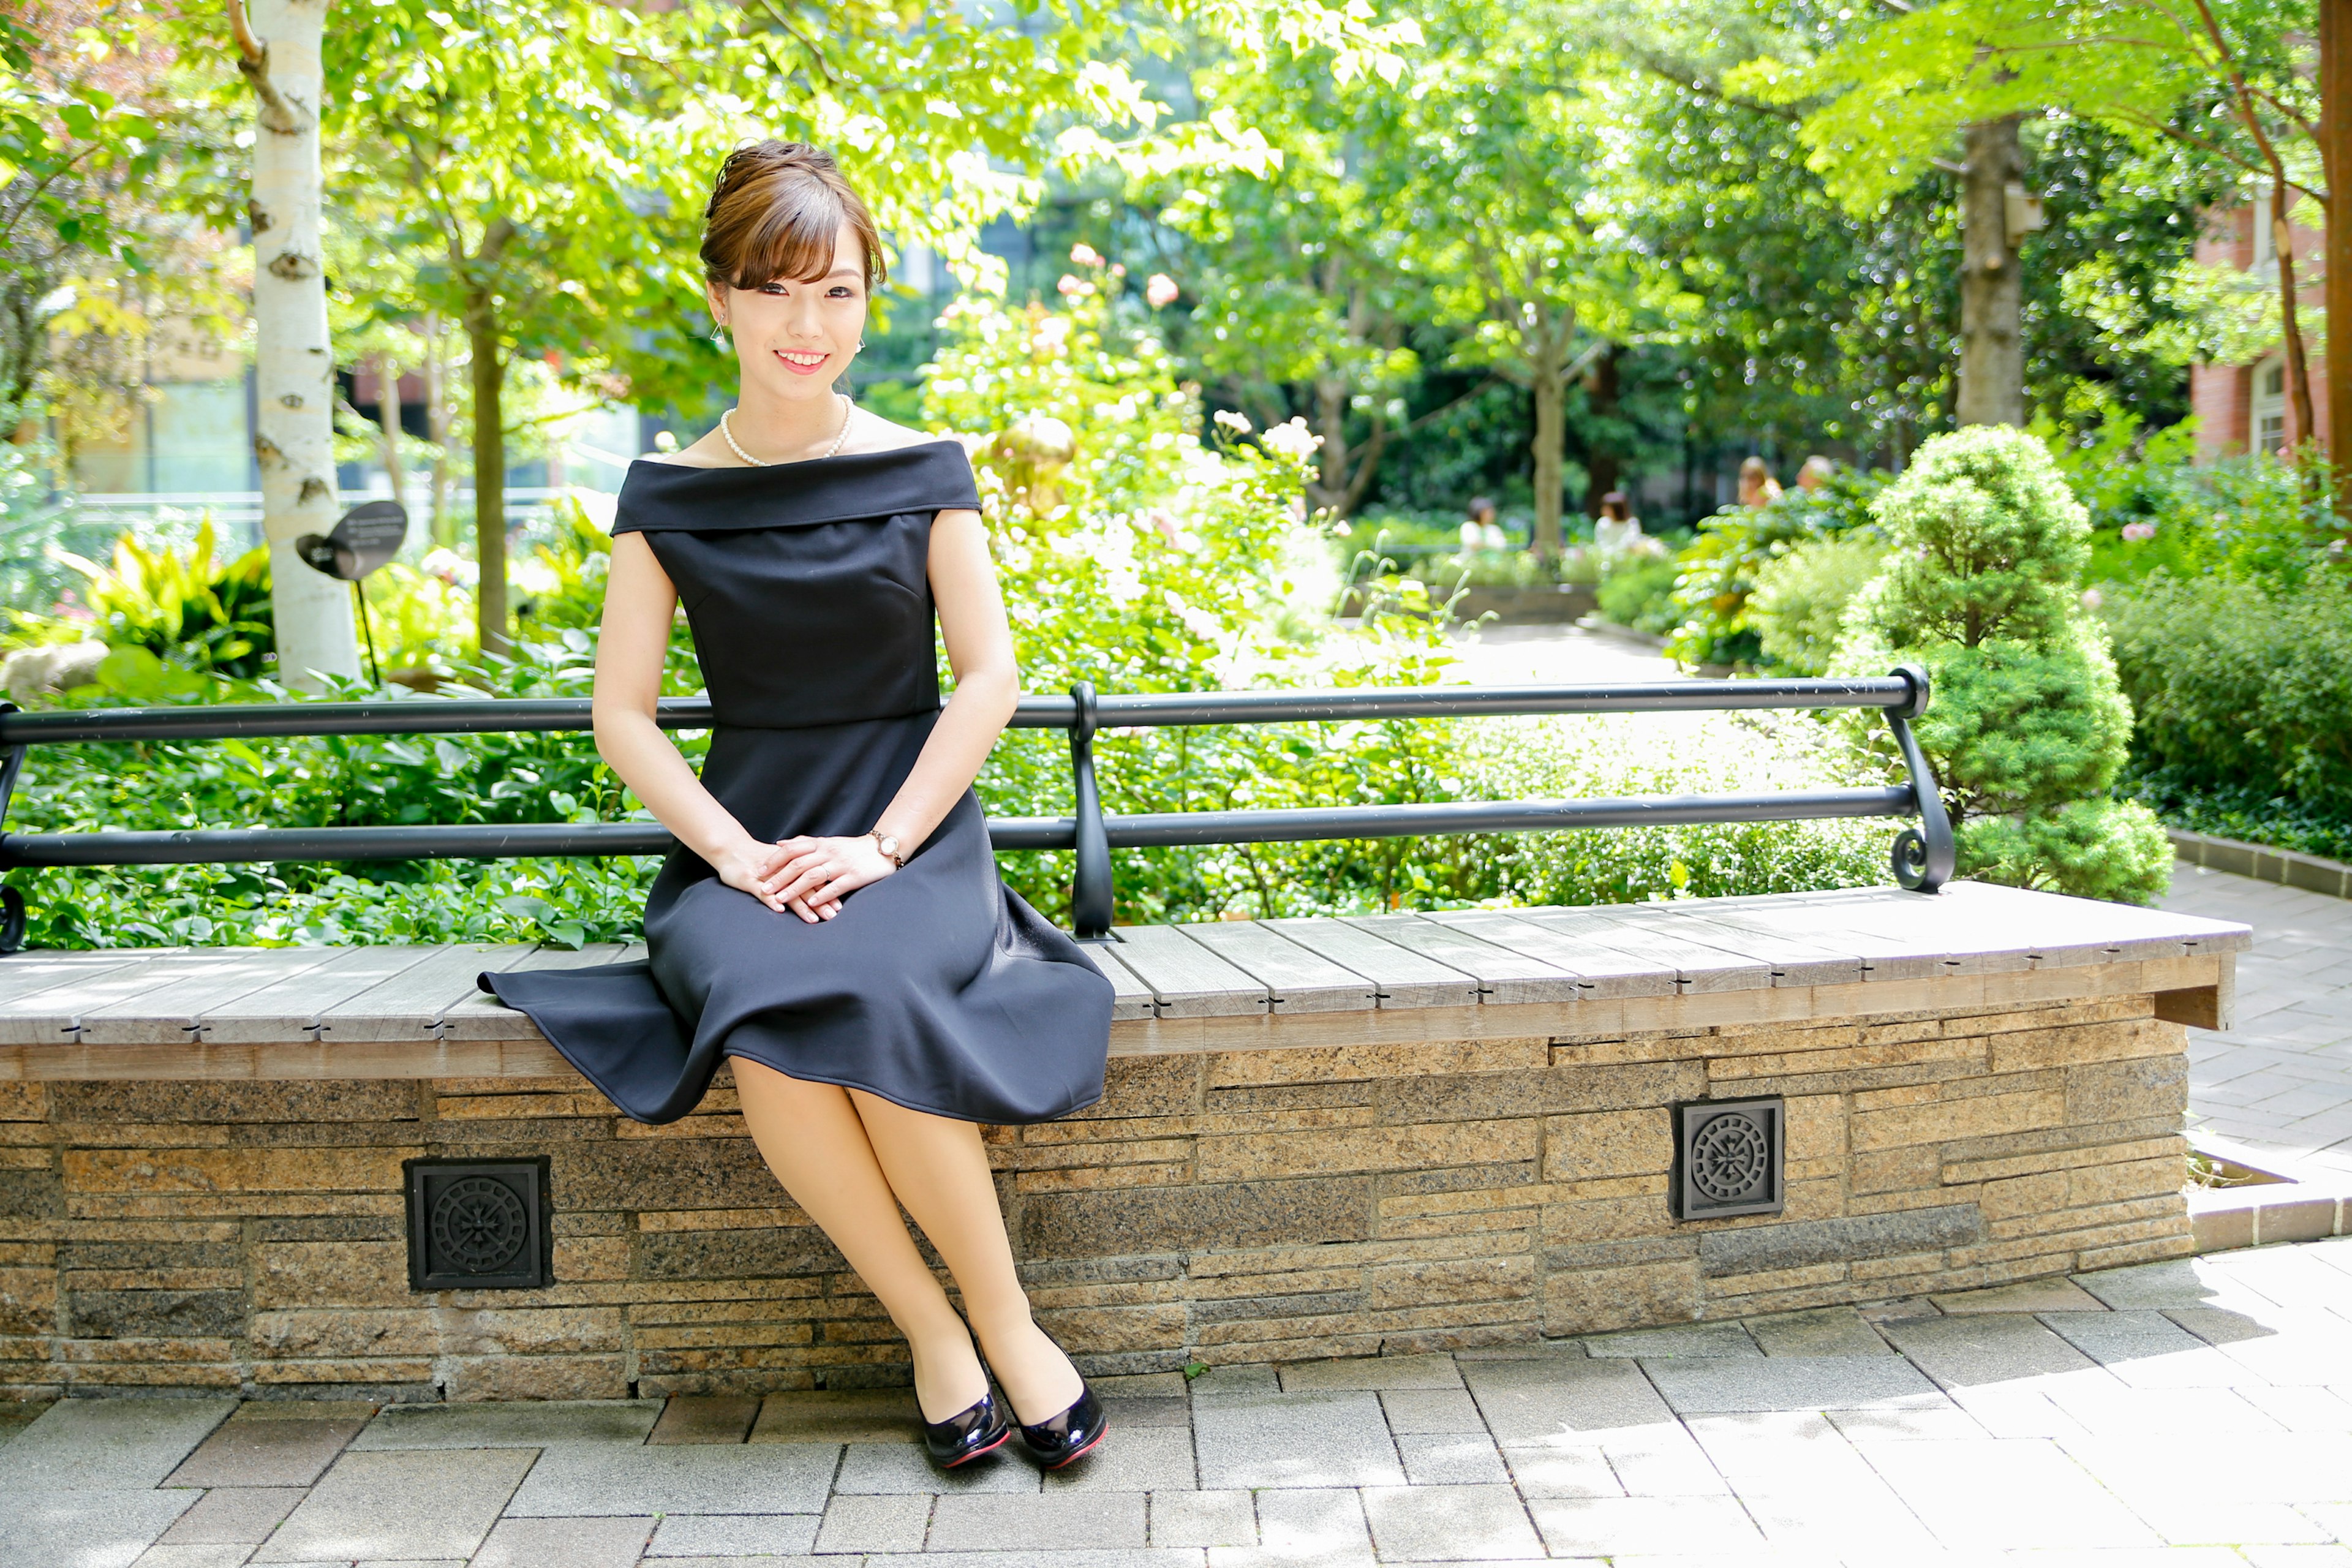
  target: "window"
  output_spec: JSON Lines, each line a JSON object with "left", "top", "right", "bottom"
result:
{"left": 2252, "top": 356, "right": 2288, "bottom": 456}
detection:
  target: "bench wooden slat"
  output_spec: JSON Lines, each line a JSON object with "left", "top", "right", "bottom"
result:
{"left": 1107, "top": 924, "right": 1270, "bottom": 1017}
{"left": 313, "top": 944, "right": 537, "bottom": 1040}
{"left": 1178, "top": 922, "right": 1381, "bottom": 1014}
{"left": 1420, "top": 909, "right": 1678, "bottom": 999}
{"left": 74, "top": 947, "right": 353, "bottom": 1045}
{"left": 0, "top": 952, "right": 160, "bottom": 1010}
{"left": 1503, "top": 906, "right": 1776, "bottom": 993}
{"left": 439, "top": 944, "right": 630, "bottom": 1038}
{"left": 1257, "top": 918, "right": 1482, "bottom": 1008}
{"left": 1643, "top": 906, "right": 1869, "bottom": 988}
{"left": 1936, "top": 881, "right": 2253, "bottom": 965}
{"left": 1649, "top": 898, "right": 1943, "bottom": 983}
{"left": 0, "top": 952, "right": 217, "bottom": 1045}
{"left": 1343, "top": 914, "right": 1585, "bottom": 1005}
{"left": 1071, "top": 943, "right": 1159, "bottom": 1022}
{"left": 197, "top": 945, "right": 454, "bottom": 1044}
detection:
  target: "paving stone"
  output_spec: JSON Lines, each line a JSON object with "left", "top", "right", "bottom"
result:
{"left": 1942, "top": 1385, "right": 2097, "bottom": 1441}
{"left": 1931, "top": 1278, "right": 2109, "bottom": 1314}
{"left": 349, "top": 1400, "right": 660, "bottom": 1449}
{"left": 2241, "top": 1384, "right": 2352, "bottom": 1431}
{"left": 157, "top": 1487, "right": 307, "bottom": 1544}
{"left": 617, "top": 1558, "right": 826, "bottom": 1568}
{"left": 4, "top": 1398, "right": 237, "bottom": 1489}
{"left": 504, "top": 1442, "right": 836, "bottom": 1515}
{"left": 253, "top": 1447, "right": 535, "bottom": 1562}
{"left": 1525, "top": 1495, "right": 1766, "bottom": 1556}
{"left": 1580, "top": 1323, "right": 1760, "bottom": 1359}
{"left": 1820, "top": 1406, "right": 1988, "bottom": 1442}
{"left": 1459, "top": 1357, "right": 1673, "bottom": 1443}
{"left": 929, "top": 1491, "right": 1149, "bottom": 1551}
{"left": 1379, "top": 1388, "right": 1483, "bottom": 1434}
{"left": 472, "top": 1515, "right": 657, "bottom": 1567}
{"left": 833, "top": 1439, "right": 1041, "bottom": 1493}
{"left": 749, "top": 1388, "right": 921, "bottom": 1444}
{"left": 2073, "top": 1259, "right": 2236, "bottom": 1310}
{"left": 1849, "top": 1436, "right": 2163, "bottom": 1550}
{"left": 870, "top": 1555, "right": 1207, "bottom": 1568}
{"left": 1152, "top": 1491, "right": 1255, "bottom": 1549}
{"left": 2060, "top": 1433, "right": 2352, "bottom": 1509}
{"left": 815, "top": 1493, "right": 932, "bottom": 1553}
{"left": 1743, "top": 1306, "right": 1891, "bottom": 1358}
{"left": 1877, "top": 1313, "right": 2100, "bottom": 1388}
{"left": 1498, "top": 1441, "right": 1621, "bottom": 1499}
{"left": 1045, "top": 1423, "right": 1196, "bottom": 1493}
{"left": 1359, "top": 1483, "right": 1543, "bottom": 1561}
{"left": 165, "top": 1412, "right": 368, "bottom": 1488}
{"left": 1276, "top": 1353, "right": 1462, "bottom": 1391}
{"left": 1105, "top": 1395, "right": 1194, "bottom": 1429}
{"left": 2044, "top": 1383, "right": 2288, "bottom": 1438}
{"left": 2116, "top": 1496, "right": 2339, "bottom": 1547}
{"left": 1193, "top": 1391, "right": 1404, "bottom": 1489}
{"left": 2037, "top": 1308, "right": 2230, "bottom": 1371}
{"left": 1185, "top": 1365, "right": 1279, "bottom": 1402}
{"left": 126, "top": 1547, "right": 255, "bottom": 1568}
{"left": 648, "top": 1396, "right": 761, "bottom": 1446}
{"left": 1395, "top": 1432, "right": 1510, "bottom": 1485}
{"left": 1251, "top": 1487, "right": 1374, "bottom": 1565}
{"left": 2241, "top": 1547, "right": 2352, "bottom": 1566}
{"left": 1095, "top": 1373, "right": 1191, "bottom": 1398}
{"left": 646, "top": 1513, "right": 823, "bottom": 1556}
{"left": 1681, "top": 1412, "right": 1944, "bottom": 1556}
{"left": 1639, "top": 1355, "right": 1944, "bottom": 1414}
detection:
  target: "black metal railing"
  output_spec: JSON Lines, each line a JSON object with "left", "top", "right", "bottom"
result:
{"left": 0, "top": 667, "right": 1956, "bottom": 949}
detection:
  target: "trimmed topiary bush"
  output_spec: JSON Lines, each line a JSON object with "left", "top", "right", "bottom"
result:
{"left": 1831, "top": 426, "right": 2171, "bottom": 903}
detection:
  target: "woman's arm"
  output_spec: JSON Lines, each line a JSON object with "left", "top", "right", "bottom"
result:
{"left": 594, "top": 533, "right": 799, "bottom": 916}
{"left": 760, "top": 505, "right": 1019, "bottom": 914}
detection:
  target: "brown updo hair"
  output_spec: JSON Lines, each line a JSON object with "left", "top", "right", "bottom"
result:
{"left": 701, "top": 141, "right": 886, "bottom": 294}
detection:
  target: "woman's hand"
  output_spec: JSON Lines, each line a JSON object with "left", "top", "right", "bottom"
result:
{"left": 758, "top": 834, "right": 898, "bottom": 923}
{"left": 710, "top": 839, "right": 798, "bottom": 915}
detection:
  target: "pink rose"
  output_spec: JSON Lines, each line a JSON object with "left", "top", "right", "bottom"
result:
{"left": 1056, "top": 274, "right": 1087, "bottom": 298}
{"left": 1146, "top": 273, "right": 1180, "bottom": 308}
{"left": 1069, "top": 244, "right": 1104, "bottom": 268}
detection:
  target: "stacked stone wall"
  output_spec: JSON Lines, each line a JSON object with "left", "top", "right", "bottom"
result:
{"left": 0, "top": 993, "right": 2193, "bottom": 1401}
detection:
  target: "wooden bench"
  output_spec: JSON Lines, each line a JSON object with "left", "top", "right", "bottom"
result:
{"left": 0, "top": 882, "right": 2247, "bottom": 1401}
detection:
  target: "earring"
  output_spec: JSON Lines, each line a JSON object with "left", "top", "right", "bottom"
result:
{"left": 856, "top": 338, "right": 866, "bottom": 352}
{"left": 711, "top": 320, "right": 728, "bottom": 343}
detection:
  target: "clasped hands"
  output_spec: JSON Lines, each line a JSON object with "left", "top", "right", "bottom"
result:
{"left": 715, "top": 833, "right": 897, "bottom": 922}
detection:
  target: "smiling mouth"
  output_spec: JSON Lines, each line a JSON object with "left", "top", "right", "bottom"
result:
{"left": 775, "top": 349, "right": 829, "bottom": 374}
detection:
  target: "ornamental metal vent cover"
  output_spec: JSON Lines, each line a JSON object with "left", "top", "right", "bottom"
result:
{"left": 1672, "top": 1097, "right": 1785, "bottom": 1220}
{"left": 404, "top": 1158, "right": 551, "bottom": 1291}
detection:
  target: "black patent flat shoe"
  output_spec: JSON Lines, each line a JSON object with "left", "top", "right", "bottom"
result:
{"left": 1017, "top": 1381, "right": 1108, "bottom": 1469}
{"left": 922, "top": 1384, "right": 1011, "bottom": 1468}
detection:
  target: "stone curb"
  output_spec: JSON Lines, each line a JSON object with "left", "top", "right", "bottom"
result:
{"left": 2171, "top": 829, "right": 2352, "bottom": 900}
{"left": 2187, "top": 1133, "right": 2352, "bottom": 1251}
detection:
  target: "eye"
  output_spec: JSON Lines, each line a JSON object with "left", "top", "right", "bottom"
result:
{"left": 827, "top": 284, "right": 857, "bottom": 298}
{"left": 756, "top": 282, "right": 786, "bottom": 295}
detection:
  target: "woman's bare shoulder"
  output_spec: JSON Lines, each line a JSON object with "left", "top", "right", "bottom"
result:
{"left": 846, "top": 409, "right": 964, "bottom": 454}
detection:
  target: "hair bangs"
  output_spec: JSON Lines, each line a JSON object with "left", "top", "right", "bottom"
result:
{"left": 731, "top": 178, "right": 848, "bottom": 289}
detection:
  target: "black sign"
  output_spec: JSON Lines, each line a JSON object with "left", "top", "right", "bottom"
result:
{"left": 296, "top": 499, "right": 407, "bottom": 581}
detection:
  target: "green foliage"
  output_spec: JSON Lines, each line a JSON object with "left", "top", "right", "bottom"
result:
{"left": 1831, "top": 426, "right": 2169, "bottom": 902}
{"left": 24, "top": 519, "right": 277, "bottom": 679}
{"left": 1664, "top": 470, "right": 1886, "bottom": 667}
{"left": 1750, "top": 534, "right": 1889, "bottom": 676}
{"left": 2105, "top": 571, "right": 2352, "bottom": 823}
{"left": 1595, "top": 554, "right": 1681, "bottom": 635}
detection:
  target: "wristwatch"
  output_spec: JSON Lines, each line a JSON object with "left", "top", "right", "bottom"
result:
{"left": 870, "top": 831, "right": 905, "bottom": 868}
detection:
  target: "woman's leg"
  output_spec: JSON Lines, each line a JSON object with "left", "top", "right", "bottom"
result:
{"left": 847, "top": 1087, "right": 1084, "bottom": 1426}
{"left": 731, "top": 1058, "right": 988, "bottom": 1423}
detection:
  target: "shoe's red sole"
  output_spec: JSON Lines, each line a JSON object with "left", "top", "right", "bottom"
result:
{"left": 1045, "top": 1424, "right": 1107, "bottom": 1469}
{"left": 943, "top": 1428, "right": 1011, "bottom": 1468}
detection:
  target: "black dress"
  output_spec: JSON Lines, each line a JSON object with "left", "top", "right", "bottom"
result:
{"left": 479, "top": 440, "right": 1114, "bottom": 1127}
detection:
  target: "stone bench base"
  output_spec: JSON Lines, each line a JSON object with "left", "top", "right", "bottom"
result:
{"left": 0, "top": 981, "right": 2200, "bottom": 1401}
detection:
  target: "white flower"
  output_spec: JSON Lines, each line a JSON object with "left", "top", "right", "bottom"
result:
{"left": 1212, "top": 409, "right": 1253, "bottom": 434}
{"left": 1070, "top": 243, "right": 1104, "bottom": 268}
{"left": 1145, "top": 273, "right": 1180, "bottom": 307}
{"left": 1056, "top": 273, "right": 1088, "bottom": 298}
{"left": 1260, "top": 416, "right": 1322, "bottom": 461}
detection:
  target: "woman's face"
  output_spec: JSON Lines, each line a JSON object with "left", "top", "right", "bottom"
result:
{"left": 709, "top": 219, "right": 868, "bottom": 405}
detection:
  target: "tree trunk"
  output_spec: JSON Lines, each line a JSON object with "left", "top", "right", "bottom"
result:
{"left": 2326, "top": 0, "right": 2352, "bottom": 514}
{"left": 467, "top": 304, "right": 509, "bottom": 656}
{"left": 240, "top": 0, "right": 359, "bottom": 690}
{"left": 375, "top": 353, "right": 404, "bottom": 512}
{"left": 1531, "top": 366, "right": 1566, "bottom": 559}
{"left": 423, "top": 318, "right": 452, "bottom": 548}
{"left": 1582, "top": 344, "right": 1621, "bottom": 518}
{"left": 1313, "top": 375, "right": 1348, "bottom": 516}
{"left": 2271, "top": 179, "right": 2319, "bottom": 457}
{"left": 1956, "top": 116, "right": 2026, "bottom": 428}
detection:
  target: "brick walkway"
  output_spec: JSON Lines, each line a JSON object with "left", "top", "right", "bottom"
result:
{"left": 2164, "top": 864, "right": 2352, "bottom": 1175}
{"left": 4, "top": 1238, "right": 2350, "bottom": 1566}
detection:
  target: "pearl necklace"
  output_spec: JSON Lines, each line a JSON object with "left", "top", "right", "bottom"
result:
{"left": 720, "top": 394, "right": 851, "bottom": 467}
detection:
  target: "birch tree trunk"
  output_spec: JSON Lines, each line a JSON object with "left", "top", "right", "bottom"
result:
{"left": 1956, "top": 116, "right": 2026, "bottom": 428}
{"left": 235, "top": 0, "right": 359, "bottom": 690}
{"left": 469, "top": 305, "right": 510, "bottom": 655}
{"left": 2324, "top": 0, "right": 2351, "bottom": 512}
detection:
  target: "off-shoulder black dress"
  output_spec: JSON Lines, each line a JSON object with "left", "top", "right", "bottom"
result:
{"left": 478, "top": 440, "right": 1114, "bottom": 1127}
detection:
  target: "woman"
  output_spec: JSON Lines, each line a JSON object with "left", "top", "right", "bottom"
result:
{"left": 481, "top": 141, "right": 1115, "bottom": 1472}
{"left": 1593, "top": 491, "right": 1643, "bottom": 555}
{"left": 1737, "top": 455, "right": 1782, "bottom": 510}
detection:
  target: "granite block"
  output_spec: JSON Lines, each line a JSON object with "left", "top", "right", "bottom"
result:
{"left": 5, "top": 1396, "right": 236, "bottom": 1489}
{"left": 253, "top": 1447, "right": 534, "bottom": 1562}
{"left": 503, "top": 1442, "right": 836, "bottom": 1516}
{"left": 1193, "top": 1392, "right": 1405, "bottom": 1489}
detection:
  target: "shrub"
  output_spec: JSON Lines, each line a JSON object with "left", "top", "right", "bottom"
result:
{"left": 1662, "top": 469, "right": 1886, "bottom": 666}
{"left": 2105, "top": 571, "right": 2352, "bottom": 824}
{"left": 1831, "top": 426, "right": 2170, "bottom": 903}
{"left": 23, "top": 518, "right": 276, "bottom": 679}
{"left": 1595, "top": 553, "right": 1681, "bottom": 634}
{"left": 1750, "top": 534, "right": 1888, "bottom": 676}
